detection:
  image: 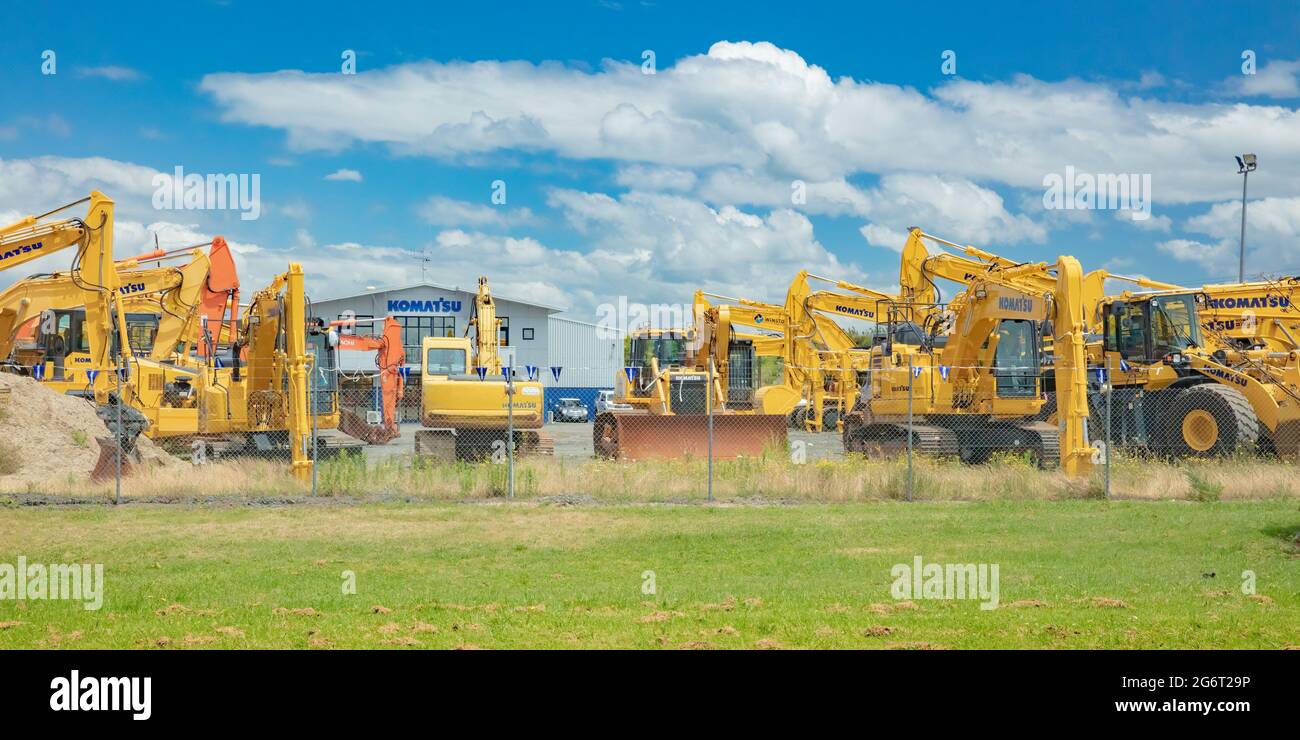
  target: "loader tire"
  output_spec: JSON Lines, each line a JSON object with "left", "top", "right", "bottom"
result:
{"left": 1158, "top": 385, "right": 1259, "bottom": 458}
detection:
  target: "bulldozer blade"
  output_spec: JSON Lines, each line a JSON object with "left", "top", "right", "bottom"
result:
{"left": 594, "top": 412, "right": 787, "bottom": 460}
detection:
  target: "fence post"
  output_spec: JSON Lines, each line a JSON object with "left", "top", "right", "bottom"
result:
{"left": 115, "top": 358, "right": 122, "bottom": 506}
{"left": 507, "top": 368, "right": 515, "bottom": 500}
{"left": 1104, "top": 378, "right": 1112, "bottom": 500}
{"left": 311, "top": 368, "right": 319, "bottom": 497}
{"left": 906, "top": 357, "right": 914, "bottom": 503}
{"left": 707, "top": 356, "right": 715, "bottom": 502}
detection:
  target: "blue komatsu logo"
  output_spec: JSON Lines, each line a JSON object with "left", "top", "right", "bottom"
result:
{"left": 998, "top": 296, "right": 1034, "bottom": 313}
{"left": 121, "top": 282, "right": 148, "bottom": 294}
{"left": 387, "top": 298, "right": 462, "bottom": 313}
{"left": 834, "top": 305, "right": 875, "bottom": 319}
{"left": 1208, "top": 295, "right": 1290, "bottom": 310}
{"left": 0, "top": 241, "right": 43, "bottom": 261}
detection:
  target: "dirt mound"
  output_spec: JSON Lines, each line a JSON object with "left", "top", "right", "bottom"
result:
{"left": 0, "top": 373, "right": 181, "bottom": 490}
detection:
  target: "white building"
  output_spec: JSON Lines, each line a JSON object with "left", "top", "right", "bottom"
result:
{"left": 309, "top": 282, "right": 621, "bottom": 418}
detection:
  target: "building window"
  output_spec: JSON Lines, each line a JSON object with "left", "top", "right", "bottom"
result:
{"left": 338, "top": 313, "right": 372, "bottom": 335}
{"left": 498, "top": 316, "right": 509, "bottom": 346}
{"left": 397, "top": 315, "right": 456, "bottom": 359}
{"left": 522, "top": 327, "right": 535, "bottom": 341}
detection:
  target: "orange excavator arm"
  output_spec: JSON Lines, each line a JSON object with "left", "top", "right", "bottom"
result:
{"left": 331, "top": 316, "right": 405, "bottom": 443}
{"left": 197, "top": 236, "right": 239, "bottom": 357}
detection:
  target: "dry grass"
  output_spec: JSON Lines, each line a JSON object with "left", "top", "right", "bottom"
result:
{"left": 7, "top": 445, "right": 1299, "bottom": 503}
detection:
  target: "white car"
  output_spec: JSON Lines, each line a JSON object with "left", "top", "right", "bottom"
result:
{"left": 595, "top": 389, "right": 631, "bottom": 414}
{"left": 554, "top": 397, "right": 590, "bottom": 422}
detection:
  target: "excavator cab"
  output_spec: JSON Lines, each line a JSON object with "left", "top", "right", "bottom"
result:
{"left": 35, "top": 308, "right": 161, "bottom": 374}
{"left": 991, "top": 319, "right": 1040, "bottom": 399}
{"left": 305, "top": 323, "right": 339, "bottom": 416}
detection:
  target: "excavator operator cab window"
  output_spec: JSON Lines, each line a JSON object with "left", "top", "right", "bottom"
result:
{"left": 305, "top": 331, "right": 339, "bottom": 412}
{"left": 1108, "top": 300, "right": 1146, "bottom": 360}
{"left": 125, "top": 313, "right": 160, "bottom": 355}
{"left": 992, "top": 319, "right": 1039, "bottom": 398}
{"left": 425, "top": 347, "right": 467, "bottom": 376}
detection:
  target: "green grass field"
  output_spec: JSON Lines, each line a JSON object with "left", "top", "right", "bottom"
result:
{"left": 1, "top": 500, "right": 1296, "bottom": 649}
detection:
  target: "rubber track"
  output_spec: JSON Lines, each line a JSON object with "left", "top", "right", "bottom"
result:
{"left": 1015, "top": 421, "right": 1060, "bottom": 468}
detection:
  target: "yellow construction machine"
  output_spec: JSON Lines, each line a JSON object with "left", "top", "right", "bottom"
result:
{"left": 904, "top": 227, "right": 1300, "bottom": 459}
{"left": 0, "top": 193, "right": 318, "bottom": 480}
{"left": 415, "top": 276, "right": 552, "bottom": 460}
{"left": 0, "top": 237, "right": 237, "bottom": 369}
{"left": 592, "top": 305, "right": 787, "bottom": 460}
{"left": 1095, "top": 288, "right": 1300, "bottom": 457}
{"left": 842, "top": 255, "right": 1093, "bottom": 476}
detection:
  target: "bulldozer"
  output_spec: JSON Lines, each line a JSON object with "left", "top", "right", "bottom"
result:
{"left": 842, "top": 255, "right": 1093, "bottom": 476}
{"left": 414, "top": 276, "right": 553, "bottom": 460}
{"left": 591, "top": 309, "right": 787, "bottom": 460}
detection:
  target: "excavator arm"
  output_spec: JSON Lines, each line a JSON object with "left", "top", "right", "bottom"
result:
{"left": 0, "top": 192, "right": 128, "bottom": 396}
{"left": 332, "top": 316, "right": 405, "bottom": 444}
{"left": 467, "top": 276, "right": 501, "bottom": 374}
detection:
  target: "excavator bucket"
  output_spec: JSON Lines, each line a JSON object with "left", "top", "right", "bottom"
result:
{"left": 338, "top": 409, "right": 401, "bottom": 444}
{"left": 91, "top": 437, "right": 140, "bottom": 483}
{"left": 593, "top": 412, "right": 787, "bottom": 460}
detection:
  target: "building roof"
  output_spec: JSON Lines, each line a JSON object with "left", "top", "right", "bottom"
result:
{"left": 311, "top": 281, "right": 567, "bottom": 313}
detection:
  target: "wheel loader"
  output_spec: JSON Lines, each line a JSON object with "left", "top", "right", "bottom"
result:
{"left": 1094, "top": 289, "right": 1300, "bottom": 458}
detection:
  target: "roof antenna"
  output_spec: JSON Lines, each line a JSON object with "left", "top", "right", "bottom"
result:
{"left": 415, "top": 249, "right": 431, "bottom": 283}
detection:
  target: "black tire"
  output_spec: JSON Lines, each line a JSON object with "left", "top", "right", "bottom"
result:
{"left": 788, "top": 407, "right": 808, "bottom": 429}
{"left": 1158, "top": 385, "right": 1260, "bottom": 458}
{"left": 822, "top": 408, "right": 840, "bottom": 431}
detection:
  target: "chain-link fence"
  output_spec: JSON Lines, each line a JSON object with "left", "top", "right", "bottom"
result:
{"left": 54, "top": 352, "right": 1297, "bottom": 503}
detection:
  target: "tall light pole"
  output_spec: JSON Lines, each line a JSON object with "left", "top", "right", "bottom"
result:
{"left": 1235, "top": 153, "right": 1257, "bottom": 282}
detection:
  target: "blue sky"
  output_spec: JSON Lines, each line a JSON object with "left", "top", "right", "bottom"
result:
{"left": 3, "top": 1, "right": 1300, "bottom": 319}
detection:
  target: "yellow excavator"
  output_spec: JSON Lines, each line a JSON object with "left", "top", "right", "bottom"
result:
{"left": 0, "top": 193, "right": 316, "bottom": 480}
{"left": 904, "top": 228, "right": 1300, "bottom": 459}
{"left": 842, "top": 254, "right": 1093, "bottom": 476}
{"left": 701, "top": 271, "right": 913, "bottom": 433}
{"left": 415, "top": 276, "right": 552, "bottom": 460}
